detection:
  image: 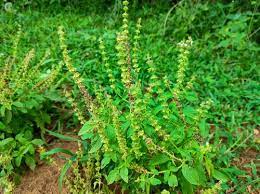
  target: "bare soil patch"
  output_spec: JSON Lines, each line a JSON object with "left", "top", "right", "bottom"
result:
{"left": 14, "top": 141, "right": 77, "bottom": 194}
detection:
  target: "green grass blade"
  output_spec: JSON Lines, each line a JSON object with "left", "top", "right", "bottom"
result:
{"left": 46, "top": 129, "right": 79, "bottom": 141}
{"left": 40, "top": 148, "right": 75, "bottom": 160}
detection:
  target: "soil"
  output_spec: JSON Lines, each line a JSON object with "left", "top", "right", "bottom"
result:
{"left": 233, "top": 148, "right": 258, "bottom": 175}
{"left": 230, "top": 148, "right": 259, "bottom": 194}
{"left": 13, "top": 141, "right": 78, "bottom": 194}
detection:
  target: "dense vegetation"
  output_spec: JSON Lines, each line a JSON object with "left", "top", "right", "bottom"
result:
{"left": 0, "top": 0, "right": 259, "bottom": 193}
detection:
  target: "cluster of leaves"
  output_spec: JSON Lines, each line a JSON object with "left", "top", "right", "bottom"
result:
{"left": 0, "top": 29, "right": 62, "bottom": 192}
{"left": 47, "top": 1, "right": 233, "bottom": 193}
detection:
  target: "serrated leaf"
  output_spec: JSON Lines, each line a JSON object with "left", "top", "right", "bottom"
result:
{"left": 13, "top": 101, "right": 24, "bottom": 108}
{"left": 164, "top": 171, "right": 170, "bottom": 182}
{"left": 120, "top": 166, "right": 128, "bottom": 183}
{"left": 19, "top": 145, "right": 30, "bottom": 156}
{"left": 150, "top": 177, "right": 161, "bottom": 185}
{"left": 78, "top": 121, "right": 93, "bottom": 136}
{"left": 182, "top": 164, "right": 200, "bottom": 185}
{"left": 81, "top": 133, "right": 94, "bottom": 140}
{"left": 183, "top": 106, "right": 196, "bottom": 118}
{"left": 6, "top": 110, "right": 12, "bottom": 124}
{"left": 101, "top": 155, "right": 111, "bottom": 169}
{"left": 180, "top": 173, "right": 194, "bottom": 194}
{"left": 89, "top": 137, "right": 102, "bottom": 153}
{"left": 212, "top": 169, "right": 229, "bottom": 182}
{"left": 149, "top": 153, "right": 170, "bottom": 166}
{"left": 15, "top": 155, "right": 22, "bottom": 167}
{"left": 25, "top": 156, "right": 36, "bottom": 170}
{"left": 0, "top": 138, "right": 14, "bottom": 147}
{"left": 121, "top": 121, "right": 130, "bottom": 131}
{"left": 107, "top": 169, "right": 118, "bottom": 185}
{"left": 31, "top": 139, "right": 45, "bottom": 146}
{"left": 195, "top": 163, "right": 206, "bottom": 186}
{"left": 15, "top": 134, "right": 28, "bottom": 144}
{"left": 154, "top": 105, "right": 163, "bottom": 114}
{"left": 168, "top": 174, "right": 178, "bottom": 187}
{"left": 110, "top": 152, "right": 117, "bottom": 162}
{"left": 105, "top": 124, "right": 116, "bottom": 140}
{"left": 185, "top": 91, "right": 198, "bottom": 102}
{"left": 28, "top": 144, "right": 35, "bottom": 155}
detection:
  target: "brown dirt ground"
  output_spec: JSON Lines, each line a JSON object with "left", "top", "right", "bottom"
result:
{"left": 230, "top": 148, "right": 259, "bottom": 194}
{"left": 13, "top": 141, "right": 78, "bottom": 194}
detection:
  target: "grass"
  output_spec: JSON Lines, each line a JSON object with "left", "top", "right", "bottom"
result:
{"left": 0, "top": 1, "right": 259, "bottom": 193}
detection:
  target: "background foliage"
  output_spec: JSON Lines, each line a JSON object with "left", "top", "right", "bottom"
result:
{"left": 0, "top": 0, "right": 259, "bottom": 193}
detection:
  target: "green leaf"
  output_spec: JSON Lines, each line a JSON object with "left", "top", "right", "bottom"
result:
{"left": 25, "top": 156, "right": 36, "bottom": 170}
{"left": 45, "top": 90, "right": 63, "bottom": 101}
{"left": 41, "top": 112, "right": 51, "bottom": 124}
{"left": 183, "top": 106, "right": 196, "bottom": 118}
{"left": 149, "top": 153, "right": 170, "bottom": 166}
{"left": 15, "top": 156, "right": 23, "bottom": 167}
{"left": 195, "top": 163, "right": 206, "bottom": 186}
{"left": 110, "top": 152, "right": 117, "bottom": 162}
{"left": 168, "top": 174, "right": 178, "bottom": 187}
{"left": 185, "top": 91, "right": 198, "bottom": 102}
{"left": 182, "top": 164, "right": 200, "bottom": 185}
{"left": 107, "top": 169, "right": 119, "bottom": 185}
{"left": 205, "top": 158, "right": 214, "bottom": 176}
{"left": 150, "top": 177, "right": 161, "bottom": 186}
{"left": 120, "top": 166, "right": 128, "bottom": 183}
{"left": 6, "top": 110, "right": 12, "bottom": 124}
{"left": 164, "top": 171, "right": 170, "bottom": 182}
{"left": 81, "top": 133, "right": 94, "bottom": 140}
{"left": 105, "top": 124, "right": 116, "bottom": 140}
{"left": 101, "top": 155, "right": 111, "bottom": 169}
{"left": 0, "top": 138, "right": 16, "bottom": 151}
{"left": 153, "top": 105, "right": 163, "bottom": 114}
{"left": 0, "top": 138, "right": 14, "bottom": 147}
{"left": 212, "top": 169, "right": 229, "bottom": 182}
{"left": 180, "top": 173, "right": 194, "bottom": 194}
{"left": 28, "top": 144, "right": 35, "bottom": 155}
{"left": 13, "top": 101, "right": 24, "bottom": 108}
{"left": 40, "top": 148, "right": 74, "bottom": 160}
{"left": 19, "top": 145, "right": 30, "bottom": 156}
{"left": 78, "top": 121, "right": 93, "bottom": 136}
{"left": 15, "top": 134, "right": 27, "bottom": 144}
{"left": 89, "top": 137, "right": 102, "bottom": 153}
{"left": 46, "top": 130, "right": 79, "bottom": 141}
{"left": 121, "top": 120, "right": 130, "bottom": 131}
{"left": 24, "top": 130, "right": 33, "bottom": 140}
{"left": 0, "top": 122, "right": 5, "bottom": 130}
{"left": 31, "top": 139, "right": 45, "bottom": 146}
